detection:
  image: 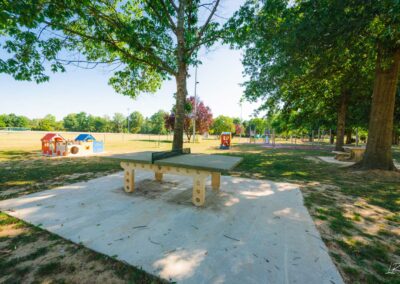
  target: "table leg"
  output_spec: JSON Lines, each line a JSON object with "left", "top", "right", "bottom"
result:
{"left": 211, "top": 172, "right": 221, "bottom": 191}
{"left": 124, "top": 168, "right": 135, "bottom": 193}
{"left": 192, "top": 176, "right": 206, "bottom": 206}
{"left": 354, "top": 151, "right": 364, "bottom": 162}
{"left": 155, "top": 172, "right": 163, "bottom": 181}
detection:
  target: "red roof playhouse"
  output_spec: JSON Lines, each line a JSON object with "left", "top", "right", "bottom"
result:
{"left": 41, "top": 133, "right": 67, "bottom": 156}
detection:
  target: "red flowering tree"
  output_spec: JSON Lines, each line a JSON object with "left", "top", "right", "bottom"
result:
{"left": 165, "top": 96, "right": 213, "bottom": 141}
{"left": 235, "top": 123, "right": 244, "bottom": 136}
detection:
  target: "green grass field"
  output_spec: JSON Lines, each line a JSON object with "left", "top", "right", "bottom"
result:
{"left": 0, "top": 133, "right": 399, "bottom": 283}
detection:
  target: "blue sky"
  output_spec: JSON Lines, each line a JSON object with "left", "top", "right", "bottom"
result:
{"left": 0, "top": 1, "right": 258, "bottom": 120}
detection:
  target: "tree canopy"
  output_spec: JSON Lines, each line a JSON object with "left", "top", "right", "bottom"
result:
{"left": 211, "top": 115, "right": 235, "bottom": 134}
{"left": 227, "top": 0, "right": 400, "bottom": 170}
{"left": 128, "top": 111, "right": 144, "bottom": 134}
{"left": 1, "top": 0, "right": 225, "bottom": 150}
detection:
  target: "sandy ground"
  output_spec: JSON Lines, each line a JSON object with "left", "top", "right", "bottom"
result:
{"left": 0, "top": 171, "right": 343, "bottom": 284}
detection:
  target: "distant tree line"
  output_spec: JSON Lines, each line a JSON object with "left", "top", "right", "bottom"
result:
{"left": 0, "top": 112, "right": 171, "bottom": 134}
{"left": 0, "top": 96, "right": 266, "bottom": 136}
{"left": 2, "top": 111, "right": 389, "bottom": 145}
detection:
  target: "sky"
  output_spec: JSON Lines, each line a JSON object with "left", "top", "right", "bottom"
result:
{"left": 0, "top": 1, "right": 258, "bottom": 121}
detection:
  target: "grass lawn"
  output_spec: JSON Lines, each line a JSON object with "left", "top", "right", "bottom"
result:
{"left": 0, "top": 151, "right": 121, "bottom": 200}
{"left": 229, "top": 144, "right": 400, "bottom": 284}
{"left": 0, "top": 135, "right": 399, "bottom": 283}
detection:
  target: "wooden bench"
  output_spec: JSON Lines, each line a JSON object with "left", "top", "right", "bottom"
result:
{"left": 332, "top": 150, "right": 351, "bottom": 161}
{"left": 343, "top": 147, "right": 365, "bottom": 162}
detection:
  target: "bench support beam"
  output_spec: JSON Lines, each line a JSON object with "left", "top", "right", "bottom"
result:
{"left": 120, "top": 161, "right": 218, "bottom": 207}
{"left": 155, "top": 172, "right": 163, "bottom": 181}
{"left": 211, "top": 172, "right": 221, "bottom": 191}
{"left": 123, "top": 167, "right": 135, "bottom": 193}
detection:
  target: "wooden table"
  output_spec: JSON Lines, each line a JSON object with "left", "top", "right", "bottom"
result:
{"left": 343, "top": 146, "right": 366, "bottom": 162}
{"left": 107, "top": 151, "right": 243, "bottom": 206}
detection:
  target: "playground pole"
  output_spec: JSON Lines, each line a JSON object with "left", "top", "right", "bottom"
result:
{"left": 127, "top": 108, "right": 130, "bottom": 134}
{"left": 192, "top": 66, "right": 198, "bottom": 143}
{"left": 240, "top": 102, "right": 243, "bottom": 142}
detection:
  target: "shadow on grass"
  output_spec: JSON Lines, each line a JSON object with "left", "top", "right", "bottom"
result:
{"left": 225, "top": 145, "right": 400, "bottom": 212}
{"left": 0, "top": 150, "right": 121, "bottom": 199}
{"left": 129, "top": 139, "right": 172, "bottom": 143}
{"left": 0, "top": 150, "right": 39, "bottom": 161}
{"left": 222, "top": 144, "right": 400, "bottom": 283}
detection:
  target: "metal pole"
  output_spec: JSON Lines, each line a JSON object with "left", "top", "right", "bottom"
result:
{"left": 240, "top": 102, "right": 243, "bottom": 142}
{"left": 192, "top": 66, "right": 198, "bottom": 143}
{"left": 127, "top": 108, "right": 130, "bottom": 134}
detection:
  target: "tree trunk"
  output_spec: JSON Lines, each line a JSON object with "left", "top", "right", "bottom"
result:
{"left": 329, "top": 130, "right": 335, "bottom": 144}
{"left": 335, "top": 89, "right": 349, "bottom": 151}
{"left": 309, "top": 132, "right": 313, "bottom": 142}
{"left": 345, "top": 128, "right": 352, "bottom": 144}
{"left": 172, "top": 66, "right": 187, "bottom": 150}
{"left": 359, "top": 47, "right": 400, "bottom": 170}
{"left": 172, "top": 1, "right": 187, "bottom": 151}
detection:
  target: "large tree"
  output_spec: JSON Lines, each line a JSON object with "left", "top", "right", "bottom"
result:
{"left": 228, "top": 0, "right": 375, "bottom": 151}
{"left": 128, "top": 111, "right": 144, "bottom": 134}
{"left": 35, "top": 114, "right": 60, "bottom": 131}
{"left": 0, "top": 0, "right": 224, "bottom": 150}
{"left": 295, "top": 0, "right": 400, "bottom": 170}
{"left": 229, "top": 0, "right": 399, "bottom": 170}
{"left": 149, "top": 110, "right": 168, "bottom": 135}
{"left": 112, "top": 113, "right": 126, "bottom": 133}
{"left": 0, "top": 113, "right": 30, "bottom": 128}
{"left": 211, "top": 115, "right": 235, "bottom": 134}
{"left": 63, "top": 113, "right": 79, "bottom": 131}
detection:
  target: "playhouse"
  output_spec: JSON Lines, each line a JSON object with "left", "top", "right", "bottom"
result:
{"left": 41, "top": 133, "right": 68, "bottom": 156}
{"left": 220, "top": 132, "right": 232, "bottom": 149}
{"left": 72, "top": 133, "right": 104, "bottom": 155}
{"left": 41, "top": 133, "right": 104, "bottom": 157}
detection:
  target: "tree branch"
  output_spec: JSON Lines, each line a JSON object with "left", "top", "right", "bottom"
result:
{"left": 200, "top": 2, "right": 228, "bottom": 20}
{"left": 167, "top": 0, "right": 178, "bottom": 12}
{"left": 43, "top": 20, "right": 175, "bottom": 75}
{"left": 144, "top": 0, "right": 176, "bottom": 33}
{"left": 157, "top": 0, "right": 177, "bottom": 32}
{"left": 84, "top": 4, "right": 177, "bottom": 74}
{"left": 187, "top": 0, "right": 220, "bottom": 56}
{"left": 190, "top": 32, "right": 222, "bottom": 52}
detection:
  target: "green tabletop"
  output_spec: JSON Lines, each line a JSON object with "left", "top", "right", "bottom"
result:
{"left": 107, "top": 152, "right": 243, "bottom": 172}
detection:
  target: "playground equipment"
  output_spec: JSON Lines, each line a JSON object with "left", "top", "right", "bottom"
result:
{"left": 41, "top": 133, "right": 68, "bottom": 156}
{"left": 220, "top": 132, "right": 232, "bottom": 149}
{"left": 72, "top": 133, "right": 104, "bottom": 155}
{"left": 41, "top": 133, "right": 104, "bottom": 157}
